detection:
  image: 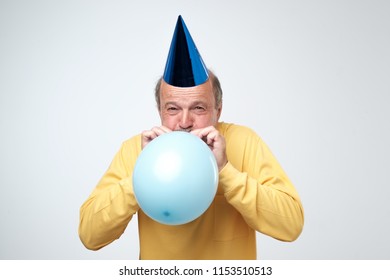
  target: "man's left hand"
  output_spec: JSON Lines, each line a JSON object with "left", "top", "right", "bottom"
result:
{"left": 191, "top": 126, "right": 227, "bottom": 172}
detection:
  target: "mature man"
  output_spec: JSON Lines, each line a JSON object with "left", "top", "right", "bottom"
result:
{"left": 79, "top": 15, "right": 304, "bottom": 259}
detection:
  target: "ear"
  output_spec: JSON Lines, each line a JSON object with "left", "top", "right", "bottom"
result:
{"left": 216, "top": 103, "right": 222, "bottom": 120}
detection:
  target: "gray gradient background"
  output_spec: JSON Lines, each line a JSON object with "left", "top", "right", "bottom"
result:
{"left": 1, "top": 0, "right": 389, "bottom": 259}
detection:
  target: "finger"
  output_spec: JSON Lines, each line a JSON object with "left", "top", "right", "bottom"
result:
{"left": 150, "top": 126, "right": 169, "bottom": 136}
{"left": 141, "top": 130, "right": 156, "bottom": 149}
{"left": 159, "top": 126, "right": 172, "bottom": 134}
{"left": 205, "top": 129, "right": 219, "bottom": 146}
{"left": 141, "top": 126, "right": 171, "bottom": 148}
{"left": 191, "top": 126, "right": 215, "bottom": 138}
{"left": 201, "top": 127, "right": 219, "bottom": 146}
{"left": 142, "top": 129, "right": 158, "bottom": 140}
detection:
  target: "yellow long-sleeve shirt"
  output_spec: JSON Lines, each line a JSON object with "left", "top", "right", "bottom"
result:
{"left": 79, "top": 122, "right": 304, "bottom": 259}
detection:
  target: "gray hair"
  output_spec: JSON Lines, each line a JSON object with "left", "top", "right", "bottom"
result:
{"left": 154, "top": 69, "right": 223, "bottom": 110}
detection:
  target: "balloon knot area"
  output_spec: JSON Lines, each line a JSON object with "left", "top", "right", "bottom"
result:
{"left": 163, "top": 211, "right": 171, "bottom": 217}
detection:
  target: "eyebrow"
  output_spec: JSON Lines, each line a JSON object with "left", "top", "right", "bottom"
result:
{"left": 163, "top": 102, "right": 179, "bottom": 109}
{"left": 163, "top": 101, "right": 208, "bottom": 108}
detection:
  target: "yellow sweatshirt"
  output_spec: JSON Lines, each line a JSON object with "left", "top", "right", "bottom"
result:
{"left": 79, "top": 122, "right": 304, "bottom": 259}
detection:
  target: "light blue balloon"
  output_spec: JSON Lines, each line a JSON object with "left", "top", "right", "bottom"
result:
{"left": 133, "top": 131, "right": 218, "bottom": 225}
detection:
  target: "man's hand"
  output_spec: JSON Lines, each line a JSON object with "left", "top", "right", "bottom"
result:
{"left": 141, "top": 126, "right": 172, "bottom": 149}
{"left": 191, "top": 126, "right": 228, "bottom": 172}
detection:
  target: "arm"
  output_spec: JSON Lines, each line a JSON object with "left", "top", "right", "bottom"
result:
{"left": 78, "top": 136, "right": 141, "bottom": 250}
{"left": 192, "top": 124, "right": 304, "bottom": 241}
{"left": 220, "top": 126, "right": 304, "bottom": 241}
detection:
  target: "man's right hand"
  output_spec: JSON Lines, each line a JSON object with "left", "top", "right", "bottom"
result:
{"left": 141, "top": 126, "right": 172, "bottom": 149}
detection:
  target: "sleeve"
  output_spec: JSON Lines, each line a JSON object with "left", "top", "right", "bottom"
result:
{"left": 219, "top": 128, "right": 304, "bottom": 241}
{"left": 78, "top": 138, "right": 141, "bottom": 250}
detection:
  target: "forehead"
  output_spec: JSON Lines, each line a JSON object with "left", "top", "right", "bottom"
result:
{"left": 160, "top": 79, "right": 214, "bottom": 103}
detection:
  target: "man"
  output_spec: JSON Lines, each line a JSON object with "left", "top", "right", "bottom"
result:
{"left": 79, "top": 15, "right": 304, "bottom": 259}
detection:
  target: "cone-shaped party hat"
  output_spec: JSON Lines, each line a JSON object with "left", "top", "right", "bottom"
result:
{"left": 163, "top": 15, "right": 209, "bottom": 87}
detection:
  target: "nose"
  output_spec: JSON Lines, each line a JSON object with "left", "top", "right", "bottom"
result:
{"left": 179, "top": 110, "right": 193, "bottom": 131}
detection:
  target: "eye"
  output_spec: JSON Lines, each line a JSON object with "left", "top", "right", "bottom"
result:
{"left": 166, "top": 106, "right": 179, "bottom": 114}
{"left": 194, "top": 106, "right": 206, "bottom": 112}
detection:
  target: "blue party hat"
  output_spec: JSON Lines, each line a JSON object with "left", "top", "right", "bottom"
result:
{"left": 163, "top": 15, "right": 209, "bottom": 87}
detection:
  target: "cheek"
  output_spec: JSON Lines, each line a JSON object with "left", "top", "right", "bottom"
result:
{"left": 194, "top": 114, "right": 218, "bottom": 128}
{"left": 160, "top": 114, "right": 179, "bottom": 129}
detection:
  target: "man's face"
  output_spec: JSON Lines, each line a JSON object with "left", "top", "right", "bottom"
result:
{"left": 159, "top": 79, "right": 222, "bottom": 131}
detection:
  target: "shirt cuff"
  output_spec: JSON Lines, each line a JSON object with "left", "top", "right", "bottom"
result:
{"left": 218, "top": 161, "right": 244, "bottom": 194}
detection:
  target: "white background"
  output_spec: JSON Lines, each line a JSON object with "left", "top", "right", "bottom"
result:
{"left": 1, "top": 0, "right": 389, "bottom": 259}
